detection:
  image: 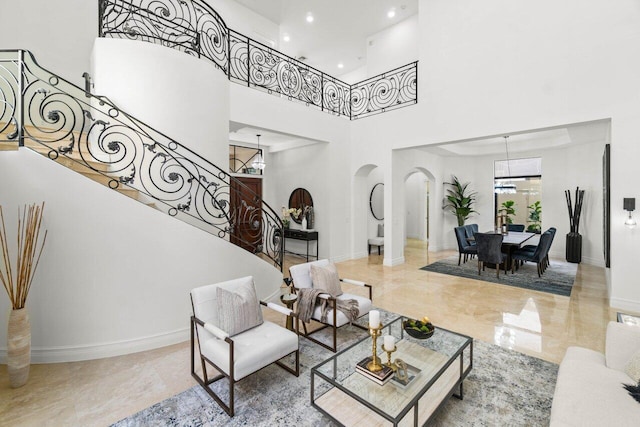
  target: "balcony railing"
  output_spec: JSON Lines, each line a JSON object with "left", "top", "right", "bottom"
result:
{"left": 0, "top": 49, "right": 284, "bottom": 270}
{"left": 98, "top": 0, "right": 417, "bottom": 120}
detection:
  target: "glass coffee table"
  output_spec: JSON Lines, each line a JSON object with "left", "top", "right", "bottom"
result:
{"left": 311, "top": 316, "right": 473, "bottom": 426}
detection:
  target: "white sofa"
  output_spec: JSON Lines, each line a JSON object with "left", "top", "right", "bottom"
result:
{"left": 550, "top": 321, "right": 640, "bottom": 426}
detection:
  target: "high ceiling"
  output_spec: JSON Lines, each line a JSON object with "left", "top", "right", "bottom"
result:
{"left": 232, "top": 0, "right": 419, "bottom": 76}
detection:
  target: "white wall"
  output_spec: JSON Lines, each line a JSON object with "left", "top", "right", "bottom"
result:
{"left": 205, "top": 0, "right": 280, "bottom": 48}
{"left": 404, "top": 172, "right": 424, "bottom": 240}
{"left": 0, "top": 149, "right": 282, "bottom": 362}
{"left": 91, "top": 38, "right": 229, "bottom": 168}
{"left": 0, "top": 0, "right": 97, "bottom": 86}
{"left": 366, "top": 15, "right": 419, "bottom": 77}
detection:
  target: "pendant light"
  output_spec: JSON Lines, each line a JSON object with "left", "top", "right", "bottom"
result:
{"left": 252, "top": 134, "right": 266, "bottom": 170}
{"left": 494, "top": 136, "right": 517, "bottom": 194}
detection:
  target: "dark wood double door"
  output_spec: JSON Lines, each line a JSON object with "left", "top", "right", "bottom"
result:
{"left": 230, "top": 177, "right": 262, "bottom": 253}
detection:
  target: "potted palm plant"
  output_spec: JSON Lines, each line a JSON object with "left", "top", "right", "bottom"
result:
{"left": 444, "top": 176, "right": 477, "bottom": 226}
{"left": 1, "top": 203, "right": 47, "bottom": 388}
{"left": 499, "top": 200, "right": 516, "bottom": 224}
{"left": 526, "top": 201, "right": 542, "bottom": 233}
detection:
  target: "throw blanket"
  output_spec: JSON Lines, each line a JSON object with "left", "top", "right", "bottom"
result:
{"left": 296, "top": 288, "right": 359, "bottom": 324}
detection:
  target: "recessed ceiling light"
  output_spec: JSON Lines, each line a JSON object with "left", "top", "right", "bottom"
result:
{"left": 306, "top": 13, "right": 314, "bottom": 23}
{"left": 387, "top": 9, "right": 396, "bottom": 18}
{"left": 283, "top": 34, "right": 290, "bottom": 42}
{"left": 337, "top": 63, "right": 344, "bottom": 69}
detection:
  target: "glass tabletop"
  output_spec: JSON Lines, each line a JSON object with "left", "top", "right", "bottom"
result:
{"left": 311, "top": 316, "right": 472, "bottom": 422}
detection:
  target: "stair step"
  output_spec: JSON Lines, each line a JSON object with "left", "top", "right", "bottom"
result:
{"left": 0, "top": 141, "right": 18, "bottom": 151}
{"left": 24, "top": 139, "right": 111, "bottom": 172}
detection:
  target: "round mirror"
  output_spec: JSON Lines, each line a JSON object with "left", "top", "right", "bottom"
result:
{"left": 288, "top": 188, "right": 313, "bottom": 224}
{"left": 370, "top": 183, "right": 384, "bottom": 220}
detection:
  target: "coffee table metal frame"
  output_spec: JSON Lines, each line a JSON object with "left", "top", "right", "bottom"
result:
{"left": 310, "top": 316, "right": 473, "bottom": 426}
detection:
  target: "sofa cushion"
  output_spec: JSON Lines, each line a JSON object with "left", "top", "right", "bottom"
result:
{"left": 216, "top": 277, "right": 263, "bottom": 336}
{"left": 310, "top": 262, "right": 343, "bottom": 297}
{"left": 200, "top": 320, "right": 298, "bottom": 380}
{"left": 625, "top": 350, "right": 640, "bottom": 383}
{"left": 289, "top": 259, "right": 330, "bottom": 289}
{"left": 550, "top": 346, "right": 640, "bottom": 426}
{"left": 606, "top": 321, "right": 640, "bottom": 372}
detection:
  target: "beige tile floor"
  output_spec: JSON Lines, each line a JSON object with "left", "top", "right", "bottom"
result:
{"left": 0, "top": 240, "right": 629, "bottom": 426}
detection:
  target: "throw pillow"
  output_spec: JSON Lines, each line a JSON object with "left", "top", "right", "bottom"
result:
{"left": 622, "top": 382, "right": 640, "bottom": 404}
{"left": 215, "top": 278, "right": 263, "bottom": 337}
{"left": 310, "top": 263, "right": 343, "bottom": 297}
{"left": 625, "top": 350, "right": 640, "bottom": 383}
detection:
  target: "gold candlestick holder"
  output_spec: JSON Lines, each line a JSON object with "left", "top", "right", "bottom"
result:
{"left": 384, "top": 345, "right": 398, "bottom": 371}
{"left": 366, "top": 325, "right": 384, "bottom": 372}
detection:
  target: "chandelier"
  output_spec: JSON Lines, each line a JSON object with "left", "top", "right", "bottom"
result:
{"left": 251, "top": 134, "right": 266, "bottom": 170}
{"left": 494, "top": 136, "right": 516, "bottom": 194}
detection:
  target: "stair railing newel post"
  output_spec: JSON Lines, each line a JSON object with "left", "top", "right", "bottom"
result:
{"left": 565, "top": 187, "right": 585, "bottom": 263}
{"left": 18, "top": 49, "right": 24, "bottom": 147}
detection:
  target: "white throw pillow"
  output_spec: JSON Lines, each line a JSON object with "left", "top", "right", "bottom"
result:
{"left": 310, "top": 262, "right": 343, "bottom": 297}
{"left": 215, "top": 278, "right": 263, "bottom": 337}
{"left": 625, "top": 349, "right": 640, "bottom": 383}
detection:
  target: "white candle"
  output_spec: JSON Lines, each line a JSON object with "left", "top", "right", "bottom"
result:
{"left": 384, "top": 335, "right": 395, "bottom": 351}
{"left": 369, "top": 310, "right": 380, "bottom": 329}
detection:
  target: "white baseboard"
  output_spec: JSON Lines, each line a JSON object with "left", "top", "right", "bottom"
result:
{"left": 384, "top": 256, "right": 405, "bottom": 267}
{"left": 0, "top": 328, "right": 189, "bottom": 364}
{"left": 352, "top": 251, "right": 369, "bottom": 259}
{"left": 330, "top": 254, "right": 350, "bottom": 263}
{"left": 610, "top": 297, "right": 640, "bottom": 314}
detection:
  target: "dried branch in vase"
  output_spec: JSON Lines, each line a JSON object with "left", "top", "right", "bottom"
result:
{"left": 0, "top": 203, "right": 48, "bottom": 309}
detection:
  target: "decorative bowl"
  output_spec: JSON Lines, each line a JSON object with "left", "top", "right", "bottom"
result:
{"left": 403, "top": 319, "right": 435, "bottom": 339}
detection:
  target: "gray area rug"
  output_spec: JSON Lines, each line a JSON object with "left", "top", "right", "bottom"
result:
{"left": 112, "top": 310, "right": 558, "bottom": 426}
{"left": 420, "top": 255, "right": 577, "bottom": 296}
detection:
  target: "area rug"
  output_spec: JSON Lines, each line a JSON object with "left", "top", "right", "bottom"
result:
{"left": 112, "top": 310, "right": 558, "bottom": 426}
{"left": 420, "top": 255, "right": 577, "bottom": 297}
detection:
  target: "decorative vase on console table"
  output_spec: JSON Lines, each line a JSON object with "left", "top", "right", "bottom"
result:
{"left": 301, "top": 216, "right": 307, "bottom": 230}
{"left": 565, "top": 187, "right": 584, "bottom": 263}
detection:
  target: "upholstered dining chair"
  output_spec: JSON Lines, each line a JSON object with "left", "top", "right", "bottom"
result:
{"left": 455, "top": 226, "right": 477, "bottom": 265}
{"left": 475, "top": 232, "right": 508, "bottom": 278}
{"left": 512, "top": 230, "right": 554, "bottom": 276}
{"left": 190, "top": 276, "right": 299, "bottom": 417}
{"left": 289, "top": 259, "right": 372, "bottom": 352}
{"left": 507, "top": 224, "right": 525, "bottom": 232}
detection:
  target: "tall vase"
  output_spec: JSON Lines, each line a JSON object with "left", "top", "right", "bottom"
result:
{"left": 301, "top": 216, "right": 307, "bottom": 230}
{"left": 566, "top": 232, "right": 582, "bottom": 263}
{"left": 7, "top": 308, "right": 31, "bottom": 388}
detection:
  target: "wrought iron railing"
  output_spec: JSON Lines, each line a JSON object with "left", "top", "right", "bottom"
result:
{"left": 98, "top": 0, "right": 417, "bottom": 120}
{"left": 0, "top": 49, "right": 284, "bottom": 270}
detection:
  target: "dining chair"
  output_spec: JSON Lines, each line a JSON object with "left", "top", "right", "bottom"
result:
{"left": 507, "top": 224, "right": 525, "bottom": 232}
{"left": 475, "top": 232, "right": 508, "bottom": 278}
{"left": 455, "top": 226, "right": 477, "bottom": 265}
{"left": 511, "top": 231, "right": 553, "bottom": 276}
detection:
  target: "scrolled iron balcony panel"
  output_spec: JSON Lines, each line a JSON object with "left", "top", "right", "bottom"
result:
{"left": 0, "top": 49, "right": 283, "bottom": 270}
{"left": 350, "top": 62, "right": 418, "bottom": 119}
{"left": 98, "top": 0, "right": 417, "bottom": 120}
{"left": 100, "top": 0, "right": 229, "bottom": 71}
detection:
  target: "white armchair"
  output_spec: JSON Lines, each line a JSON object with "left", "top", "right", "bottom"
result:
{"left": 289, "top": 259, "right": 372, "bottom": 352}
{"left": 190, "top": 276, "right": 299, "bottom": 417}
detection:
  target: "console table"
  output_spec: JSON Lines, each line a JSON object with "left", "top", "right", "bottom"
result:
{"left": 284, "top": 229, "right": 318, "bottom": 261}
